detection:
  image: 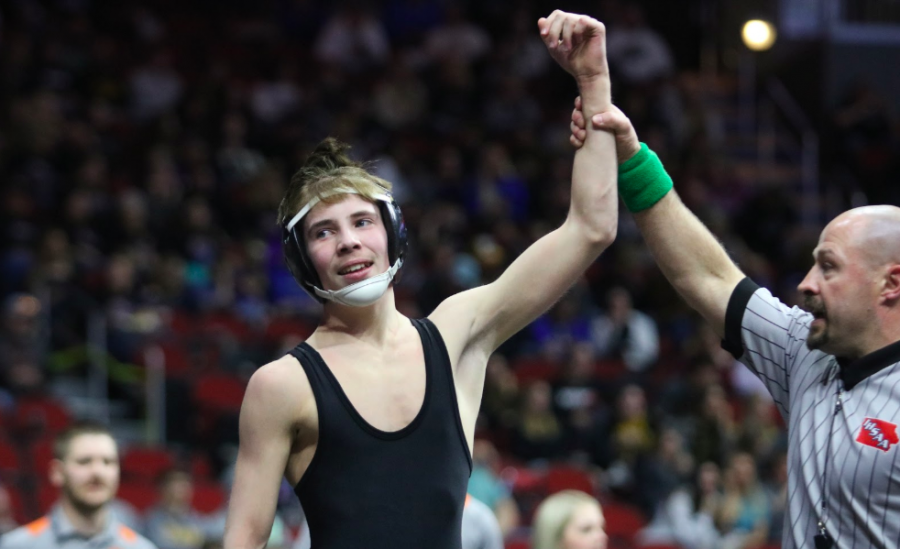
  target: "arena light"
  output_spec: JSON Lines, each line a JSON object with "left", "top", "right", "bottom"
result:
{"left": 742, "top": 19, "right": 777, "bottom": 51}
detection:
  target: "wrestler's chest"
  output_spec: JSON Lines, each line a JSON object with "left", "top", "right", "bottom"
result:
{"left": 320, "top": 339, "right": 427, "bottom": 432}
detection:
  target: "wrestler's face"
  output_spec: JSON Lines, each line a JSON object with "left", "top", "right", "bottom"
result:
{"left": 51, "top": 433, "right": 119, "bottom": 511}
{"left": 559, "top": 502, "right": 607, "bottom": 549}
{"left": 303, "top": 194, "right": 389, "bottom": 292}
{"left": 798, "top": 217, "right": 877, "bottom": 358}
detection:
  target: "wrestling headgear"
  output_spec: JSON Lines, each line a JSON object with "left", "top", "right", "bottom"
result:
{"left": 282, "top": 188, "right": 407, "bottom": 306}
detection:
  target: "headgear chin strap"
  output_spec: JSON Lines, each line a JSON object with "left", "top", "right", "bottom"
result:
{"left": 282, "top": 187, "right": 408, "bottom": 307}
{"left": 312, "top": 257, "right": 403, "bottom": 307}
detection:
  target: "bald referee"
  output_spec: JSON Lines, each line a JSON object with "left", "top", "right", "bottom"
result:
{"left": 572, "top": 105, "right": 900, "bottom": 548}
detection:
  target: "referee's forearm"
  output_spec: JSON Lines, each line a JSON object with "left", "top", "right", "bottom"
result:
{"left": 633, "top": 191, "right": 745, "bottom": 333}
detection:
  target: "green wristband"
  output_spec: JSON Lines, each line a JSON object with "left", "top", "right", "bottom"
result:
{"left": 618, "top": 142, "right": 673, "bottom": 212}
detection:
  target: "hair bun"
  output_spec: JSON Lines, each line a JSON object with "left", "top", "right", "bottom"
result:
{"left": 303, "top": 137, "right": 359, "bottom": 171}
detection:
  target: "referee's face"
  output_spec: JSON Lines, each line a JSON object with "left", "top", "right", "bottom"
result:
{"left": 798, "top": 216, "right": 878, "bottom": 358}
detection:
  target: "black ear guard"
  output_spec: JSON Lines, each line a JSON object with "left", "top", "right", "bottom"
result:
{"left": 282, "top": 195, "right": 408, "bottom": 303}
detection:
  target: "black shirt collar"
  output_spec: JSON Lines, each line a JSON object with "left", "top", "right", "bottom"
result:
{"left": 837, "top": 339, "right": 900, "bottom": 390}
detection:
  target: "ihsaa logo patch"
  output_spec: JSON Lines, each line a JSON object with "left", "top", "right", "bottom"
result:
{"left": 857, "top": 418, "right": 899, "bottom": 451}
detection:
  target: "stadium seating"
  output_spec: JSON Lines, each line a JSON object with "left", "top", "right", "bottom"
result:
{"left": 121, "top": 446, "right": 177, "bottom": 482}
{"left": 602, "top": 502, "right": 647, "bottom": 547}
{"left": 545, "top": 465, "right": 595, "bottom": 495}
{"left": 12, "top": 396, "right": 71, "bottom": 437}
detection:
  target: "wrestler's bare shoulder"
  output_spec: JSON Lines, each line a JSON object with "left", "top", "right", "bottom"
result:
{"left": 245, "top": 353, "right": 315, "bottom": 424}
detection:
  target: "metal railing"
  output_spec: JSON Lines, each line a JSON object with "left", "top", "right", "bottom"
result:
{"left": 41, "top": 287, "right": 165, "bottom": 444}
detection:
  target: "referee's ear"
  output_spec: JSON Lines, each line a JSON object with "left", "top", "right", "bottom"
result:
{"left": 881, "top": 264, "right": 900, "bottom": 303}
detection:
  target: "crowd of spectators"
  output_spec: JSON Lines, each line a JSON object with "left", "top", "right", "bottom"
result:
{"left": 1, "top": 1, "right": 899, "bottom": 548}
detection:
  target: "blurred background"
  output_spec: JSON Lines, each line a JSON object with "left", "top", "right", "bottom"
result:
{"left": 0, "top": 0, "right": 898, "bottom": 548}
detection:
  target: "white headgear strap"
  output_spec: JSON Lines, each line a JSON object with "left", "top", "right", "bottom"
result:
{"left": 285, "top": 188, "right": 392, "bottom": 232}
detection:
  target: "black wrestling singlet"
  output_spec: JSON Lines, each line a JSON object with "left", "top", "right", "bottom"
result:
{"left": 289, "top": 318, "right": 472, "bottom": 549}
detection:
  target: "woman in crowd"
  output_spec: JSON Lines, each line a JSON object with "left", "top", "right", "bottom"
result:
{"left": 532, "top": 490, "right": 607, "bottom": 549}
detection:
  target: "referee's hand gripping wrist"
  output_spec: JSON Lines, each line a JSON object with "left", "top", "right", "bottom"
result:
{"left": 569, "top": 101, "right": 671, "bottom": 212}
{"left": 569, "top": 99, "right": 640, "bottom": 164}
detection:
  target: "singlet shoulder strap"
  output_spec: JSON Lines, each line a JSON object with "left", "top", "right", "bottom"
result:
{"left": 288, "top": 342, "right": 330, "bottom": 394}
{"left": 411, "top": 317, "right": 473, "bottom": 472}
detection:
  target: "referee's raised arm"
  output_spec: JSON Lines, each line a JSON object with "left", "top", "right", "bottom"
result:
{"left": 570, "top": 104, "right": 745, "bottom": 337}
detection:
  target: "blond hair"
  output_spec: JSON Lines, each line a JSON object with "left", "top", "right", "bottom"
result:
{"left": 532, "top": 490, "right": 602, "bottom": 549}
{"left": 278, "top": 137, "right": 392, "bottom": 227}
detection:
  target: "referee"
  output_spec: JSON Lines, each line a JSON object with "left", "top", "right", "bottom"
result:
{"left": 571, "top": 104, "right": 900, "bottom": 548}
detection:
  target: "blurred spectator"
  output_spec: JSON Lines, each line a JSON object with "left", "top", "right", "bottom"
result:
{"left": 0, "top": 484, "right": 18, "bottom": 535}
{"left": 833, "top": 81, "right": 897, "bottom": 205}
{"left": 716, "top": 452, "right": 771, "bottom": 549}
{"left": 372, "top": 59, "right": 430, "bottom": 131}
{"left": 260, "top": 513, "right": 289, "bottom": 549}
{"left": 479, "top": 354, "right": 520, "bottom": 437}
{"left": 594, "top": 384, "right": 658, "bottom": 515}
{"left": 144, "top": 470, "right": 209, "bottom": 549}
{"left": 551, "top": 343, "right": 606, "bottom": 455}
{"left": 471, "top": 143, "right": 530, "bottom": 225}
{"left": 216, "top": 114, "right": 267, "bottom": 189}
{"left": 424, "top": 6, "right": 491, "bottom": 65}
{"left": 0, "top": 293, "right": 43, "bottom": 369}
{"left": 482, "top": 75, "right": 542, "bottom": 136}
{"left": 529, "top": 287, "right": 594, "bottom": 362}
{"left": 729, "top": 361, "right": 772, "bottom": 402}
{"left": 382, "top": 0, "right": 444, "bottom": 46}
{"left": 736, "top": 394, "right": 785, "bottom": 464}
{"left": 592, "top": 286, "right": 659, "bottom": 374}
{"left": 109, "top": 499, "right": 143, "bottom": 533}
{"left": 2, "top": 358, "right": 45, "bottom": 399}
{"left": 594, "top": 384, "right": 655, "bottom": 467}
{"left": 313, "top": 5, "right": 390, "bottom": 72}
{"left": 637, "top": 460, "right": 722, "bottom": 549}
{"left": 695, "top": 461, "right": 727, "bottom": 524}
{"left": 251, "top": 64, "right": 302, "bottom": 126}
{"left": 0, "top": 293, "right": 46, "bottom": 402}
{"left": 467, "top": 440, "right": 519, "bottom": 537}
{"left": 765, "top": 451, "right": 788, "bottom": 546}
{"left": 512, "top": 381, "right": 566, "bottom": 462}
{"left": 605, "top": 3, "right": 675, "bottom": 86}
{"left": 659, "top": 354, "right": 720, "bottom": 419}
{"left": 428, "top": 57, "right": 479, "bottom": 137}
{"left": 503, "top": 7, "right": 553, "bottom": 80}
{"left": 130, "top": 51, "right": 183, "bottom": 122}
{"left": 532, "top": 490, "right": 607, "bottom": 549}
{"left": 0, "top": 422, "right": 156, "bottom": 549}
{"left": 640, "top": 427, "right": 695, "bottom": 507}
{"left": 416, "top": 242, "right": 481, "bottom": 313}
{"left": 691, "top": 384, "right": 737, "bottom": 469}
{"left": 461, "top": 494, "right": 504, "bottom": 549}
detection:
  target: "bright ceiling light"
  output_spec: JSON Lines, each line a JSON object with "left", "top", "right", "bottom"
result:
{"left": 742, "top": 19, "right": 777, "bottom": 51}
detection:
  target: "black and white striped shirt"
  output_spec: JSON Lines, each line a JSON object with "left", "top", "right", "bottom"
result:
{"left": 723, "top": 278, "right": 900, "bottom": 549}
